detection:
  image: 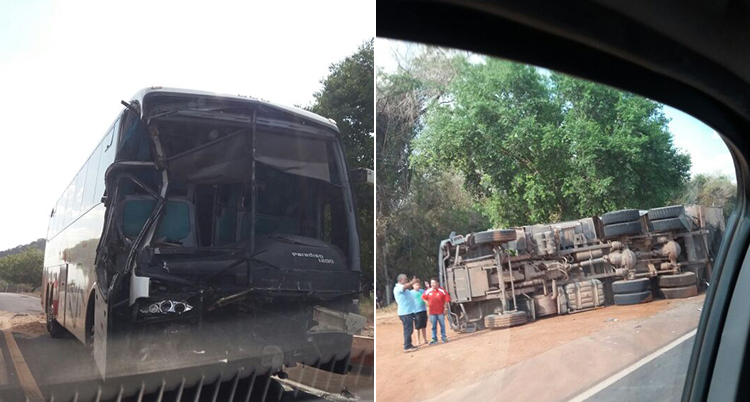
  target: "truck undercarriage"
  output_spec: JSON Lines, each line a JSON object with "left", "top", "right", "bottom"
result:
{"left": 440, "top": 205, "right": 725, "bottom": 332}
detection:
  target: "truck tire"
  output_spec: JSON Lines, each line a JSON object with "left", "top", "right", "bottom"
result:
{"left": 657, "top": 272, "right": 696, "bottom": 288}
{"left": 649, "top": 217, "right": 689, "bottom": 232}
{"left": 603, "top": 220, "right": 642, "bottom": 237}
{"left": 614, "top": 291, "right": 653, "bottom": 305}
{"left": 648, "top": 205, "right": 685, "bottom": 220}
{"left": 612, "top": 278, "right": 651, "bottom": 294}
{"left": 484, "top": 311, "right": 527, "bottom": 329}
{"left": 474, "top": 229, "right": 517, "bottom": 245}
{"left": 659, "top": 285, "right": 698, "bottom": 299}
{"left": 602, "top": 209, "right": 640, "bottom": 225}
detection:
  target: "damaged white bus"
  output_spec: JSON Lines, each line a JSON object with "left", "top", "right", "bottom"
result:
{"left": 42, "top": 88, "right": 367, "bottom": 393}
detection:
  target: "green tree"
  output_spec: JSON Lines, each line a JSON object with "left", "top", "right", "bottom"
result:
{"left": 308, "top": 39, "right": 374, "bottom": 289}
{"left": 376, "top": 46, "right": 468, "bottom": 300}
{"left": 382, "top": 170, "right": 490, "bottom": 285}
{"left": 414, "top": 59, "right": 692, "bottom": 227}
{"left": 0, "top": 247, "right": 43, "bottom": 287}
{"left": 677, "top": 172, "right": 737, "bottom": 218}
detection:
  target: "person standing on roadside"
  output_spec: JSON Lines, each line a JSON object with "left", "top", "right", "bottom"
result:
{"left": 393, "top": 274, "right": 420, "bottom": 352}
{"left": 422, "top": 277, "right": 451, "bottom": 344}
{"left": 411, "top": 281, "right": 428, "bottom": 345}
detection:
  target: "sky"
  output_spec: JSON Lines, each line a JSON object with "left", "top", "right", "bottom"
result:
{"left": 0, "top": 0, "right": 373, "bottom": 250}
{"left": 375, "top": 38, "right": 736, "bottom": 179}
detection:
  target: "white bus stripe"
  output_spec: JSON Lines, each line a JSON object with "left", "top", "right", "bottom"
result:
{"left": 566, "top": 329, "right": 697, "bottom": 402}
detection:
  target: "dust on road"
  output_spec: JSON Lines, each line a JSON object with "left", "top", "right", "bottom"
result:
{"left": 0, "top": 311, "right": 45, "bottom": 337}
{"left": 376, "top": 296, "right": 703, "bottom": 402}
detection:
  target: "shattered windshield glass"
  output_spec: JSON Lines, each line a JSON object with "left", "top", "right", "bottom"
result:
{"left": 80, "top": 94, "right": 365, "bottom": 391}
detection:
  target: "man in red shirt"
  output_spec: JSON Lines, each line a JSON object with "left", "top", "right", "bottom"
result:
{"left": 422, "top": 277, "right": 451, "bottom": 344}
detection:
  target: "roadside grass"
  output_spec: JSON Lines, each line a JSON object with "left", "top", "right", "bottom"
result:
{"left": 359, "top": 293, "right": 375, "bottom": 322}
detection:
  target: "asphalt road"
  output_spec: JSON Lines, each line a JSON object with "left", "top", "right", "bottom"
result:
{"left": 585, "top": 335, "right": 693, "bottom": 402}
{"left": 424, "top": 296, "right": 703, "bottom": 402}
{"left": 0, "top": 293, "right": 43, "bottom": 315}
{"left": 0, "top": 293, "right": 369, "bottom": 402}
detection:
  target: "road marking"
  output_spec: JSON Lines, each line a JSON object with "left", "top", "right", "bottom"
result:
{"left": 0, "top": 349, "right": 8, "bottom": 385}
{"left": 2, "top": 330, "right": 44, "bottom": 402}
{"left": 566, "top": 328, "right": 697, "bottom": 402}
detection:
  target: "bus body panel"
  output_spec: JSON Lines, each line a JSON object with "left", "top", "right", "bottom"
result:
{"left": 44, "top": 204, "right": 107, "bottom": 343}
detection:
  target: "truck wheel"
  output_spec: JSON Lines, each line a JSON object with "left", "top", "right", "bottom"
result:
{"left": 657, "top": 272, "right": 696, "bottom": 288}
{"left": 484, "top": 311, "right": 527, "bottom": 329}
{"left": 648, "top": 205, "right": 685, "bottom": 220}
{"left": 649, "top": 217, "right": 690, "bottom": 232}
{"left": 46, "top": 298, "right": 67, "bottom": 339}
{"left": 659, "top": 285, "right": 698, "bottom": 299}
{"left": 603, "top": 220, "right": 642, "bottom": 237}
{"left": 614, "top": 291, "right": 653, "bottom": 305}
{"left": 473, "top": 229, "right": 517, "bottom": 245}
{"left": 612, "top": 278, "right": 651, "bottom": 294}
{"left": 602, "top": 209, "right": 640, "bottom": 225}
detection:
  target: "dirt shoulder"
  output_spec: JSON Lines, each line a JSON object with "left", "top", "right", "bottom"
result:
{"left": 0, "top": 310, "right": 46, "bottom": 337}
{"left": 376, "top": 296, "right": 704, "bottom": 402}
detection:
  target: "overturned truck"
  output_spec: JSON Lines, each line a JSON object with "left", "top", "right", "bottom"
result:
{"left": 439, "top": 205, "right": 725, "bottom": 332}
{"left": 42, "top": 88, "right": 367, "bottom": 388}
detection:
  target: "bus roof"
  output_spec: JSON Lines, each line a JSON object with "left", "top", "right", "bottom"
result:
{"left": 129, "top": 87, "right": 340, "bottom": 132}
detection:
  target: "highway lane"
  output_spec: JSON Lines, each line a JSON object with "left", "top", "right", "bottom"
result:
{"left": 0, "top": 293, "right": 43, "bottom": 315}
{"left": 582, "top": 333, "right": 694, "bottom": 402}
{"left": 0, "top": 293, "right": 371, "bottom": 401}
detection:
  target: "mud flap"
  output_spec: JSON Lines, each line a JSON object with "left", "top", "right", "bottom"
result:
{"left": 93, "top": 286, "right": 110, "bottom": 379}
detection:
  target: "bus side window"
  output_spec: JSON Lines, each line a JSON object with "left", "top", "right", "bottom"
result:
{"left": 52, "top": 196, "right": 64, "bottom": 237}
{"left": 61, "top": 185, "right": 74, "bottom": 231}
{"left": 95, "top": 128, "right": 116, "bottom": 203}
{"left": 48, "top": 205, "right": 58, "bottom": 239}
{"left": 71, "top": 167, "right": 87, "bottom": 219}
{"left": 86, "top": 142, "right": 103, "bottom": 207}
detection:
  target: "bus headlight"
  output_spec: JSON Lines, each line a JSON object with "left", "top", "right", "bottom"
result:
{"left": 140, "top": 300, "right": 193, "bottom": 315}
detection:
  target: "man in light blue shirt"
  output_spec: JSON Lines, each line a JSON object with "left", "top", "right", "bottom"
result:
{"left": 393, "top": 273, "right": 420, "bottom": 352}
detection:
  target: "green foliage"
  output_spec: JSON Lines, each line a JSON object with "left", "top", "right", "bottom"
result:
{"left": 377, "top": 47, "right": 697, "bottom": 301}
{"left": 376, "top": 47, "right": 469, "bottom": 294}
{"left": 380, "top": 170, "right": 490, "bottom": 285}
{"left": 310, "top": 39, "right": 374, "bottom": 169}
{"left": 0, "top": 247, "right": 43, "bottom": 287}
{"left": 414, "top": 59, "right": 692, "bottom": 227}
{"left": 677, "top": 172, "right": 737, "bottom": 218}
{"left": 308, "top": 39, "right": 374, "bottom": 289}
{"left": 0, "top": 238, "right": 45, "bottom": 260}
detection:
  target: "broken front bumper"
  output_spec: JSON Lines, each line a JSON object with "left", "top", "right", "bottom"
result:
{"left": 308, "top": 306, "right": 367, "bottom": 336}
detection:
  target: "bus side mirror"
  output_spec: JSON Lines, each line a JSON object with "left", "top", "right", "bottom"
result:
{"left": 350, "top": 168, "right": 374, "bottom": 186}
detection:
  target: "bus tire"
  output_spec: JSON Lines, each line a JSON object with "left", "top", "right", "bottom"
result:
{"left": 648, "top": 205, "right": 685, "bottom": 220}
{"left": 473, "top": 229, "right": 517, "bottom": 245}
{"left": 484, "top": 311, "right": 527, "bottom": 329}
{"left": 659, "top": 285, "right": 698, "bottom": 299}
{"left": 612, "top": 278, "right": 651, "bottom": 294}
{"left": 46, "top": 296, "right": 67, "bottom": 339}
{"left": 602, "top": 209, "right": 640, "bottom": 225}
{"left": 614, "top": 291, "right": 653, "bottom": 305}
{"left": 657, "top": 272, "right": 696, "bottom": 288}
